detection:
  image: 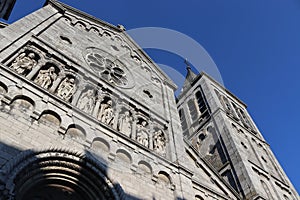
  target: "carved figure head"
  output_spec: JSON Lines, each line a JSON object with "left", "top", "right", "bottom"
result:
{"left": 49, "top": 66, "right": 55, "bottom": 72}
{"left": 87, "top": 89, "right": 93, "bottom": 95}
{"left": 69, "top": 78, "right": 75, "bottom": 84}
{"left": 141, "top": 120, "right": 147, "bottom": 127}
{"left": 28, "top": 53, "right": 35, "bottom": 59}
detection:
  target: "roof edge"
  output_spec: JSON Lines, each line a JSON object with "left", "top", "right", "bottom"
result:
{"left": 200, "top": 72, "right": 247, "bottom": 108}
{"left": 45, "top": 0, "right": 177, "bottom": 91}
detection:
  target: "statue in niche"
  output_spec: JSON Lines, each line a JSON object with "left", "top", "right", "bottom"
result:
{"left": 136, "top": 120, "right": 149, "bottom": 147}
{"left": 11, "top": 52, "right": 37, "bottom": 75}
{"left": 34, "top": 66, "right": 57, "bottom": 89}
{"left": 98, "top": 99, "right": 114, "bottom": 126}
{"left": 77, "top": 89, "right": 95, "bottom": 114}
{"left": 118, "top": 110, "right": 133, "bottom": 137}
{"left": 57, "top": 77, "right": 76, "bottom": 101}
{"left": 153, "top": 129, "right": 166, "bottom": 155}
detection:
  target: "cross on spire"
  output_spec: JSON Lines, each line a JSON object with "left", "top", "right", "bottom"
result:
{"left": 184, "top": 58, "right": 191, "bottom": 70}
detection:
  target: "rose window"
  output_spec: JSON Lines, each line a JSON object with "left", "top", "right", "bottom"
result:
{"left": 85, "top": 51, "right": 133, "bottom": 88}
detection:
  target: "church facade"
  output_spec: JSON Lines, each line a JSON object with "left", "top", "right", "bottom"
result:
{"left": 0, "top": 1, "right": 298, "bottom": 199}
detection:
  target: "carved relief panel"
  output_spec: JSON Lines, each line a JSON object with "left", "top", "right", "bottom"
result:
{"left": 2, "top": 39, "right": 171, "bottom": 159}
{"left": 10, "top": 52, "right": 38, "bottom": 76}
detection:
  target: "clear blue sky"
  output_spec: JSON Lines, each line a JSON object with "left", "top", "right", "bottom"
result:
{"left": 2, "top": 0, "right": 299, "bottom": 193}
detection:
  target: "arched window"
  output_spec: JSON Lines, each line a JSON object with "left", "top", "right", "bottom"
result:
{"left": 195, "top": 91, "right": 209, "bottom": 119}
{"left": 261, "top": 180, "right": 274, "bottom": 199}
{"left": 179, "top": 108, "right": 188, "bottom": 134}
{"left": 187, "top": 98, "right": 198, "bottom": 122}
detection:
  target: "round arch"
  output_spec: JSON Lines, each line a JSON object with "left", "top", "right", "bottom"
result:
{"left": 0, "top": 149, "right": 124, "bottom": 200}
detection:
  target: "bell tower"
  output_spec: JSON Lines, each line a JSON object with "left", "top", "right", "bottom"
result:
{"left": 177, "top": 67, "right": 298, "bottom": 200}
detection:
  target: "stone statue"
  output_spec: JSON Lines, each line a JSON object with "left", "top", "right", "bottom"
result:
{"left": 11, "top": 52, "right": 37, "bottom": 75}
{"left": 118, "top": 111, "right": 132, "bottom": 137}
{"left": 34, "top": 66, "right": 57, "bottom": 89}
{"left": 77, "top": 89, "right": 95, "bottom": 114}
{"left": 153, "top": 129, "right": 166, "bottom": 155}
{"left": 98, "top": 100, "right": 114, "bottom": 126}
{"left": 57, "top": 77, "right": 76, "bottom": 101}
{"left": 136, "top": 120, "right": 149, "bottom": 147}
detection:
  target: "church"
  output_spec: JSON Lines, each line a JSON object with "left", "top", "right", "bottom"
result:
{"left": 0, "top": 1, "right": 298, "bottom": 199}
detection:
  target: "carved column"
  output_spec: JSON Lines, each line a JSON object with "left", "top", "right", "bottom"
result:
{"left": 112, "top": 101, "right": 121, "bottom": 130}
{"left": 27, "top": 60, "right": 45, "bottom": 80}
{"left": 92, "top": 89, "right": 103, "bottom": 119}
{"left": 131, "top": 112, "right": 137, "bottom": 140}
{"left": 72, "top": 84, "right": 85, "bottom": 106}
{"left": 149, "top": 119, "right": 154, "bottom": 150}
{"left": 49, "top": 72, "right": 64, "bottom": 93}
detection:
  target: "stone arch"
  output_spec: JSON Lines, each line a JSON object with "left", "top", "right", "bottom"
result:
{"left": 74, "top": 21, "right": 87, "bottom": 30}
{"left": 9, "top": 95, "right": 35, "bottom": 116}
{"left": 195, "top": 195, "right": 204, "bottom": 200}
{"left": 61, "top": 16, "right": 72, "bottom": 23}
{"left": 89, "top": 26, "right": 100, "bottom": 35}
{"left": 137, "top": 160, "right": 152, "bottom": 174}
{"left": 91, "top": 137, "right": 110, "bottom": 153}
{"left": 103, "top": 30, "right": 112, "bottom": 37}
{"left": 8, "top": 49, "right": 41, "bottom": 76}
{"left": 157, "top": 171, "right": 172, "bottom": 186}
{"left": 65, "top": 124, "right": 86, "bottom": 141}
{"left": 111, "top": 35, "right": 123, "bottom": 44}
{"left": 0, "top": 81, "right": 8, "bottom": 94}
{"left": 38, "top": 110, "right": 61, "bottom": 127}
{"left": 0, "top": 149, "right": 123, "bottom": 200}
{"left": 115, "top": 149, "right": 132, "bottom": 164}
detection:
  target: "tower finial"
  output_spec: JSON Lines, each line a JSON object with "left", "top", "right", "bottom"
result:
{"left": 184, "top": 58, "right": 191, "bottom": 70}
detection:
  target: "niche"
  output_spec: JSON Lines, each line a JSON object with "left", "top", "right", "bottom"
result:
{"left": 38, "top": 110, "right": 61, "bottom": 127}
{"left": 115, "top": 149, "right": 132, "bottom": 164}
{"left": 66, "top": 124, "right": 86, "bottom": 141}
{"left": 9, "top": 50, "right": 40, "bottom": 76}
{"left": 10, "top": 96, "right": 34, "bottom": 116}
{"left": 137, "top": 161, "right": 152, "bottom": 175}
{"left": 91, "top": 138, "right": 110, "bottom": 153}
{"left": 33, "top": 63, "right": 60, "bottom": 90}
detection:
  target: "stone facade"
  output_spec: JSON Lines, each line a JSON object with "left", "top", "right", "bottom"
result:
{"left": 0, "top": 1, "right": 297, "bottom": 199}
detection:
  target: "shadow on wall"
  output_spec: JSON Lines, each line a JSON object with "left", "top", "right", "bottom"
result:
{"left": 0, "top": 141, "right": 187, "bottom": 200}
{"left": 0, "top": 73, "right": 184, "bottom": 199}
{"left": 0, "top": 141, "right": 125, "bottom": 200}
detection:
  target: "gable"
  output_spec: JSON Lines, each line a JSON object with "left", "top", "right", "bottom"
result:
{"left": 22, "top": 1, "right": 175, "bottom": 116}
{"left": 45, "top": 1, "right": 175, "bottom": 86}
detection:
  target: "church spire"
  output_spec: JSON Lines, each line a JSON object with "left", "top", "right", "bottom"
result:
{"left": 181, "top": 59, "right": 197, "bottom": 93}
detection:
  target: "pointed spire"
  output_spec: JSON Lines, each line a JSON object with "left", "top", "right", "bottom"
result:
{"left": 184, "top": 59, "right": 197, "bottom": 82}
{"left": 181, "top": 59, "right": 197, "bottom": 93}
